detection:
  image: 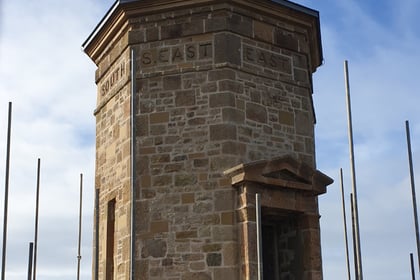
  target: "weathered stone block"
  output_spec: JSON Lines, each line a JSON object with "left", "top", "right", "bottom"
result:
{"left": 218, "top": 80, "right": 243, "bottom": 94}
{"left": 214, "top": 267, "right": 237, "bottom": 279}
{"left": 150, "top": 221, "right": 169, "bottom": 233}
{"left": 274, "top": 29, "right": 299, "bottom": 52}
{"left": 189, "top": 261, "right": 206, "bottom": 271}
{"left": 222, "top": 243, "right": 237, "bottom": 265}
{"left": 175, "top": 174, "right": 198, "bottom": 187}
{"left": 214, "top": 33, "right": 241, "bottom": 65}
{"left": 295, "top": 111, "right": 312, "bottom": 136}
{"left": 279, "top": 110, "right": 294, "bottom": 126}
{"left": 208, "top": 69, "right": 236, "bottom": 81}
{"left": 212, "top": 226, "right": 236, "bottom": 242}
{"left": 141, "top": 239, "right": 167, "bottom": 258}
{"left": 210, "top": 124, "right": 237, "bottom": 141}
{"left": 293, "top": 53, "right": 308, "bottom": 68}
{"left": 188, "top": 117, "right": 206, "bottom": 126}
{"left": 163, "top": 75, "right": 181, "bottom": 90}
{"left": 205, "top": 17, "right": 227, "bottom": 33}
{"left": 209, "top": 92, "right": 236, "bottom": 108}
{"left": 160, "top": 24, "right": 183, "bottom": 40}
{"left": 193, "top": 158, "right": 209, "bottom": 168}
{"left": 176, "top": 230, "right": 198, "bottom": 239}
{"left": 182, "top": 193, "right": 195, "bottom": 204}
{"left": 200, "top": 82, "right": 217, "bottom": 93}
{"left": 246, "top": 102, "right": 267, "bottom": 123}
{"left": 210, "top": 156, "right": 239, "bottom": 172}
{"left": 146, "top": 27, "right": 159, "bottom": 41}
{"left": 183, "top": 253, "right": 205, "bottom": 262}
{"left": 128, "top": 30, "right": 145, "bottom": 44}
{"left": 136, "top": 115, "right": 149, "bottom": 136}
{"left": 181, "top": 272, "right": 211, "bottom": 280}
{"left": 150, "top": 112, "right": 169, "bottom": 124}
{"left": 202, "top": 243, "right": 222, "bottom": 252}
{"left": 193, "top": 202, "right": 213, "bottom": 214}
{"left": 254, "top": 20, "right": 273, "bottom": 42}
{"left": 227, "top": 14, "right": 252, "bottom": 36}
{"left": 162, "top": 258, "right": 173, "bottom": 266}
{"left": 222, "top": 141, "right": 246, "bottom": 155}
{"left": 175, "top": 90, "right": 196, "bottom": 107}
{"left": 206, "top": 253, "right": 222, "bottom": 266}
{"left": 294, "top": 68, "right": 309, "bottom": 84}
{"left": 150, "top": 124, "right": 167, "bottom": 136}
{"left": 142, "top": 189, "right": 156, "bottom": 199}
{"left": 214, "top": 190, "right": 235, "bottom": 211}
{"left": 222, "top": 107, "right": 244, "bottom": 124}
{"left": 221, "top": 211, "right": 235, "bottom": 225}
{"left": 151, "top": 154, "right": 170, "bottom": 164}
{"left": 152, "top": 175, "right": 172, "bottom": 187}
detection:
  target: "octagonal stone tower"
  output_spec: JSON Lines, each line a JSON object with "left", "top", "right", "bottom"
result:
{"left": 83, "top": 0, "right": 333, "bottom": 279}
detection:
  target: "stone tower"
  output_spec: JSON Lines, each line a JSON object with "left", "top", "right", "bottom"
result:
{"left": 83, "top": 0, "right": 333, "bottom": 279}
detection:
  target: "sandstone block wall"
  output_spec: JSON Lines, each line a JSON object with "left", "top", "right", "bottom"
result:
{"left": 85, "top": 1, "right": 325, "bottom": 279}
{"left": 130, "top": 3, "right": 317, "bottom": 279}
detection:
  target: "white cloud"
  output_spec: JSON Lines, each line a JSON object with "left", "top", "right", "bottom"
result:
{"left": 0, "top": 0, "right": 111, "bottom": 279}
{"left": 312, "top": 0, "right": 420, "bottom": 279}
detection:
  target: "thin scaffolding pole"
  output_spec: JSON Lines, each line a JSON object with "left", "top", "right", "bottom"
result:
{"left": 411, "top": 253, "right": 416, "bottom": 280}
{"left": 77, "top": 173, "right": 83, "bottom": 280}
{"left": 27, "top": 242, "right": 34, "bottom": 280}
{"left": 406, "top": 120, "right": 420, "bottom": 272}
{"left": 129, "top": 47, "right": 136, "bottom": 280}
{"left": 256, "top": 193, "right": 263, "bottom": 280}
{"left": 344, "top": 60, "right": 363, "bottom": 280}
{"left": 1, "top": 102, "right": 12, "bottom": 280}
{"left": 94, "top": 188, "right": 99, "bottom": 280}
{"left": 32, "top": 158, "right": 41, "bottom": 280}
{"left": 350, "top": 193, "right": 358, "bottom": 280}
{"left": 340, "top": 169, "right": 351, "bottom": 280}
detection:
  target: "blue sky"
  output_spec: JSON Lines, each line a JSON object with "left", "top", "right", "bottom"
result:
{"left": 0, "top": 0, "right": 420, "bottom": 279}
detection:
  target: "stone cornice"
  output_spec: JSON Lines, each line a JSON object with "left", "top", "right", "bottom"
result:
{"left": 82, "top": 0, "right": 322, "bottom": 70}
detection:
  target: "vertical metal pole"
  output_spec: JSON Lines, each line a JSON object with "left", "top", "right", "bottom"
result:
{"left": 1, "top": 102, "right": 12, "bottom": 280}
{"left": 130, "top": 47, "right": 136, "bottom": 280}
{"left": 256, "top": 193, "right": 263, "bottom": 280}
{"left": 350, "top": 194, "right": 358, "bottom": 280}
{"left": 340, "top": 169, "right": 351, "bottom": 280}
{"left": 27, "top": 242, "right": 34, "bottom": 280}
{"left": 94, "top": 188, "right": 99, "bottom": 280}
{"left": 406, "top": 120, "right": 420, "bottom": 272}
{"left": 344, "top": 60, "right": 363, "bottom": 280}
{"left": 411, "top": 253, "right": 416, "bottom": 280}
{"left": 77, "top": 173, "right": 83, "bottom": 280}
{"left": 32, "top": 158, "right": 41, "bottom": 280}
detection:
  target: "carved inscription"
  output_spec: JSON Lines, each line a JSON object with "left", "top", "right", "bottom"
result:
{"left": 100, "top": 62, "right": 126, "bottom": 96}
{"left": 243, "top": 44, "right": 291, "bottom": 74}
{"left": 140, "top": 42, "right": 212, "bottom": 67}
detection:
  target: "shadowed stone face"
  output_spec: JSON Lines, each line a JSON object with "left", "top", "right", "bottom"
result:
{"left": 141, "top": 239, "right": 167, "bottom": 258}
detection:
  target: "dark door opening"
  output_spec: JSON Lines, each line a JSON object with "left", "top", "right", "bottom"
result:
{"left": 106, "top": 199, "right": 116, "bottom": 280}
{"left": 262, "top": 210, "right": 302, "bottom": 280}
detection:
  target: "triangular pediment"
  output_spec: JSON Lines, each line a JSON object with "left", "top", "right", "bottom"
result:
{"left": 224, "top": 155, "right": 333, "bottom": 195}
{"left": 263, "top": 168, "right": 310, "bottom": 184}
